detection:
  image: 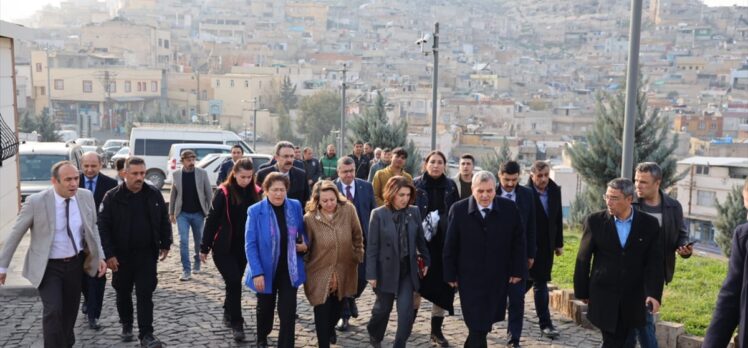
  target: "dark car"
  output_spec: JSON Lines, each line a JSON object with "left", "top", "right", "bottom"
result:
{"left": 102, "top": 139, "right": 129, "bottom": 168}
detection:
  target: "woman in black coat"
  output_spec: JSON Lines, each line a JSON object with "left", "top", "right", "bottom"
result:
{"left": 200, "top": 158, "right": 260, "bottom": 342}
{"left": 366, "top": 176, "right": 431, "bottom": 348}
{"left": 413, "top": 150, "right": 460, "bottom": 347}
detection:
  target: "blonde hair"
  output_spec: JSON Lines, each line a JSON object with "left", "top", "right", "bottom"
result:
{"left": 305, "top": 180, "right": 347, "bottom": 213}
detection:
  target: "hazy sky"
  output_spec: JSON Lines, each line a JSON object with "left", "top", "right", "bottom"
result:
{"left": 1, "top": 0, "right": 746, "bottom": 22}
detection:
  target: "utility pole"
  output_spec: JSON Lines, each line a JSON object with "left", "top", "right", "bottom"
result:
{"left": 621, "top": 0, "right": 643, "bottom": 179}
{"left": 46, "top": 48, "right": 53, "bottom": 121}
{"left": 252, "top": 97, "right": 258, "bottom": 151}
{"left": 95, "top": 70, "right": 117, "bottom": 132}
{"left": 431, "top": 22, "right": 439, "bottom": 151}
{"left": 340, "top": 64, "right": 347, "bottom": 154}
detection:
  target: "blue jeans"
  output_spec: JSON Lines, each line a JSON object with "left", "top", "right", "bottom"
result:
{"left": 507, "top": 281, "right": 525, "bottom": 342}
{"left": 177, "top": 211, "right": 204, "bottom": 273}
{"left": 527, "top": 279, "right": 552, "bottom": 328}
{"left": 630, "top": 310, "right": 658, "bottom": 348}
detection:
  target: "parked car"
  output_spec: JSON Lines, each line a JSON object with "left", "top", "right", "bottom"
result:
{"left": 75, "top": 138, "right": 98, "bottom": 146}
{"left": 102, "top": 139, "right": 129, "bottom": 167}
{"left": 109, "top": 146, "right": 130, "bottom": 168}
{"left": 197, "top": 153, "right": 272, "bottom": 188}
{"left": 19, "top": 142, "right": 83, "bottom": 201}
{"left": 164, "top": 144, "right": 232, "bottom": 185}
{"left": 129, "top": 125, "right": 253, "bottom": 189}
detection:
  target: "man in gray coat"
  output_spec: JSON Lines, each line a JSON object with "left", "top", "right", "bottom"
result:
{"left": 0, "top": 161, "right": 107, "bottom": 348}
{"left": 168, "top": 150, "right": 212, "bottom": 281}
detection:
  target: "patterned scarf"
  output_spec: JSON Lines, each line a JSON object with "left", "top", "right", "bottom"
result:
{"left": 266, "top": 199, "right": 301, "bottom": 285}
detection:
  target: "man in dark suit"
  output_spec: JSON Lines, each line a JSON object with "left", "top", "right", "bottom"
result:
{"left": 526, "top": 161, "right": 563, "bottom": 339}
{"left": 574, "top": 178, "right": 664, "bottom": 348}
{"left": 349, "top": 140, "right": 371, "bottom": 180}
{"left": 303, "top": 146, "right": 322, "bottom": 185}
{"left": 256, "top": 141, "right": 310, "bottom": 206}
{"left": 334, "top": 156, "right": 377, "bottom": 331}
{"left": 704, "top": 179, "right": 748, "bottom": 347}
{"left": 444, "top": 171, "right": 526, "bottom": 348}
{"left": 497, "top": 161, "right": 536, "bottom": 348}
{"left": 216, "top": 145, "right": 244, "bottom": 185}
{"left": 79, "top": 151, "right": 118, "bottom": 330}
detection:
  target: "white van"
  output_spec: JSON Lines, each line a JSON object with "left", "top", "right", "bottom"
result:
{"left": 129, "top": 125, "right": 253, "bottom": 189}
{"left": 164, "top": 143, "right": 232, "bottom": 185}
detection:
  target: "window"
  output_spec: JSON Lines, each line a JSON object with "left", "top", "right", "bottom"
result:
{"left": 151, "top": 81, "right": 158, "bottom": 92}
{"left": 83, "top": 80, "right": 93, "bottom": 93}
{"left": 109, "top": 81, "right": 116, "bottom": 93}
{"left": 696, "top": 165, "right": 709, "bottom": 175}
{"left": 36, "top": 63, "right": 43, "bottom": 72}
{"left": 164, "top": 40, "right": 169, "bottom": 49}
{"left": 216, "top": 80, "right": 220, "bottom": 87}
{"left": 125, "top": 81, "right": 131, "bottom": 92}
{"left": 711, "top": 122, "right": 717, "bottom": 129}
{"left": 259, "top": 80, "right": 262, "bottom": 88}
{"left": 54, "top": 79, "right": 64, "bottom": 90}
{"left": 230, "top": 80, "right": 235, "bottom": 87}
{"left": 201, "top": 90, "right": 207, "bottom": 99}
{"left": 158, "top": 38, "right": 163, "bottom": 47}
{"left": 244, "top": 80, "right": 249, "bottom": 88}
{"left": 137, "top": 82, "right": 143, "bottom": 92}
{"left": 40, "top": 86, "right": 46, "bottom": 96}
{"left": 698, "top": 121, "right": 705, "bottom": 129}
{"left": 696, "top": 190, "right": 716, "bottom": 207}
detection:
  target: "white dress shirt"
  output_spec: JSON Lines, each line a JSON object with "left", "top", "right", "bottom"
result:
{"left": 49, "top": 191, "right": 84, "bottom": 259}
{"left": 479, "top": 202, "right": 494, "bottom": 218}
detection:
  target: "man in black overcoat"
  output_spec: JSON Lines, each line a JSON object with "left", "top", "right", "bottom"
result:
{"left": 574, "top": 178, "right": 664, "bottom": 348}
{"left": 443, "top": 171, "right": 526, "bottom": 348}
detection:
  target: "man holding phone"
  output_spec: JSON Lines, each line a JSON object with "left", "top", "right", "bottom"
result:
{"left": 632, "top": 162, "right": 693, "bottom": 347}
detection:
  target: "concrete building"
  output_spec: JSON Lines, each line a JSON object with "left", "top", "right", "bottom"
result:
{"left": 198, "top": 17, "right": 246, "bottom": 45}
{"left": 0, "top": 21, "right": 32, "bottom": 243}
{"left": 675, "top": 156, "right": 748, "bottom": 245}
{"left": 210, "top": 73, "right": 277, "bottom": 128}
{"left": 79, "top": 17, "right": 172, "bottom": 68}
{"left": 673, "top": 112, "right": 723, "bottom": 139}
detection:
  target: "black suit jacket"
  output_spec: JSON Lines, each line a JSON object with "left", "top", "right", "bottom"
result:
{"left": 526, "top": 178, "right": 564, "bottom": 281}
{"left": 255, "top": 165, "right": 310, "bottom": 207}
{"left": 498, "top": 185, "right": 537, "bottom": 261}
{"left": 79, "top": 173, "right": 118, "bottom": 211}
{"left": 574, "top": 210, "right": 664, "bottom": 333}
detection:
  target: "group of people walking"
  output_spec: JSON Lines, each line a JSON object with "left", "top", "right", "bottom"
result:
{"left": 5, "top": 137, "right": 735, "bottom": 348}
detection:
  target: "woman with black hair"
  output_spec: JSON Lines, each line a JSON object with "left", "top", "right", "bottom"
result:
{"left": 200, "top": 158, "right": 260, "bottom": 342}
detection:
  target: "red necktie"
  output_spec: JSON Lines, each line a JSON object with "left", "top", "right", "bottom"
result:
{"left": 346, "top": 185, "right": 353, "bottom": 201}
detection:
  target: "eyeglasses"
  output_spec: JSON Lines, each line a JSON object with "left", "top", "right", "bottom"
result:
{"left": 602, "top": 194, "right": 623, "bottom": 202}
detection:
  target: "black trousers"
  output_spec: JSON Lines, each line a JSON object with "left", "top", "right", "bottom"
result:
{"left": 38, "top": 255, "right": 83, "bottom": 348}
{"left": 340, "top": 274, "right": 367, "bottom": 320}
{"left": 367, "top": 264, "right": 415, "bottom": 348}
{"left": 111, "top": 250, "right": 158, "bottom": 339}
{"left": 601, "top": 303, "right": 636, "bottom": 348}
{"left": 313, "top": 295, "right": 342, "bottom": 348}
{"left": 83, "top": 273, "right": 106, "bottom": 320}
{"left": 464, "top": 330, "right": 488, "bottom": 348}
{"left": 256, "top": 269, "right": 297, "bottom": 348}
{"left": 213, "top": 250, "right": 247, "bottom": 326}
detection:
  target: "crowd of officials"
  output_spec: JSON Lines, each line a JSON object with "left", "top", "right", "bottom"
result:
{"left": 3, "top": 138, "right": 748, "bottom": 348}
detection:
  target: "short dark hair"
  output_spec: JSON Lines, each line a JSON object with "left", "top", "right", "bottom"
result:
{"left": 382, "top": 148, "right": 391, "bottom": 153}
{"left": 460, "top": 153, "right": 475, "bottom": 164}
{"left": 392, "top": 147, "right": 407, "bottom": 159}
{"left": 115, "top": 158, "right": 126, "bottom": 171}
{"left": 262, "top": 172, "right": 290, "bottom": 192}
{"left": 530, "top": 160, "right": 550, "bottom": 173}
{"left": 51, "top": 160, "right": 74, "bottom": 181}
{"left": 383, "top": 176, "right": 416, "bottom": 209}
{"left": 354, "top": 140, "right": 364, "bottom": 146}
{"left": 364, "top": 142, "right": 372, "bottom": 147}
{"left": 337, "top": 156, "right": 355, "bottom": 168}
{"left": 125, "top": 157, "right": 146, "bottom": 170}
{"left": 274, "top": 141, "right": 295, "bottom": 155}
{"left": 499, "top": 161, "right": 520, "bottom": 175}
{"left": 608, "top": 178, "right": 635, "bottom": 198}
{"left": 231, "top": 144, "right": 244, "bottom": 153}
{"left": 635, "top": 162, "right": 663, "bottom": 182}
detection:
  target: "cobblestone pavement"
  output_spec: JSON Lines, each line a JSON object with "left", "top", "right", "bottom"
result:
{"left": 0, "top": 229, "right": 603, "bottom": 347}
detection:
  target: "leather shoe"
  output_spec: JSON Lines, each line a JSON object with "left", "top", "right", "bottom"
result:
{"left": 330, "top": 331, "right": 337, "bottom": 344}
{"left": 335, "top": 318, "right": 349, "bottom": 331}
{"left": 88, "top": 318, "right": 101, "bottom": 330}
{"left": 121, "top": 324, "right": 134, "bottom": 342}
{"left": 540, "top": 326, "right": 560, "bottom": 339}
{"left": 256, "top": 338, "right": 269, "bottom": 348}
{"left": 507, "top": 340, "right": 522, "bottom": 348}
{"left": 369, "top": 335, "right": 382, "bottom": 348}
{"left": 140, "top": 333, "right": 163, "bottom": 348}
{"left": 350, "top": 299, "right": 359, "bottom": 318}
{"left": 232, "top": 326, "right": 245, "bottom": 342}
{"left": 81, "top": 303, "right": 88, "bottom": 315}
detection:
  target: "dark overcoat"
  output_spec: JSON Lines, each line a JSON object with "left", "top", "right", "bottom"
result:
{"left": 443, "top": 196, "right": 526, "bottom": 332}
{"left": 526, "top": 178, "right": 564, "bottom": 282}
{"left": 573, "top": 210, "right": 664, "bottom": 333}
{"left": 335, "top": 178, "right": 376, "bottom": 285}
{"left": 414, "top": 174, "right": 460, "bottom": 314}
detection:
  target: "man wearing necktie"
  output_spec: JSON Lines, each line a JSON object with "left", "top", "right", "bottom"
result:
{"left": 0, "top": 161, "right": 107, "bottom": 348}
{"left": 443, "top": 171, "right": 526, "bottom": 348}
{"left": 79, "top": 151, "right": 118, "bottom": 330}
{"left": 334, "top": 156, "right": 376, "bottom": 331}
{"left": 497, "top": 161, "right": 537, "bottom": 348}
{"left": 574, "top": 178, "right": 664, "bottom": 347}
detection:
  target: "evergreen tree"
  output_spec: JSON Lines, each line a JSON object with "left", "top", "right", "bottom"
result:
{"left": 37, "top": 108, "right": 61, "bottom": 142}
{"left": 478, "top": 137, "right": 513, "bottom": 176}
{"left": 347, "top": 92, "right": 421, "bottom": 174}
{"left": 19, "top": 110, "right": 38, "bottom": 133}
{"left": 298, "top": 90, "right": 340, "bottom": 148}
{"left": 566, "top": 77, "right": 680, "bottom": 218}
{"left": 280, "top": 76, "right": 298, "bottom": 112}
{"left": 276, "top": 107, "right": 299, "bottom": 144}
{"left": 714, "top": 184, "right": 747, "bottom": 257}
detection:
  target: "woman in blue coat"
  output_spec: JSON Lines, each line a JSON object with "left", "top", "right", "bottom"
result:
{"left": 245, "top": 172, "right": 308, "bottom": 348}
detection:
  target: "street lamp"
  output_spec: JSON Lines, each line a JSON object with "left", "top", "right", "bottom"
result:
{"left": 416, "top": 22, "right": 439, "bottom": 151}
{"left": 323, "top": 64, "right": 347, "bottom": 154}
{"left": 242, "top": 98, "right": 262, "bottom": 151}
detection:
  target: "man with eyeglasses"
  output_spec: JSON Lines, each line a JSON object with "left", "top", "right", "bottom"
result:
{"left": 256, "top": 141, "right": 310, "bottom": 206}
{"left": 574, "top": 178, "right": 664, "bottom": 348}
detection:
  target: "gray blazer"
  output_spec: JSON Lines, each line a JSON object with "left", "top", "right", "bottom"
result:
{"left": 169, "top": 167, "right": 213, "bottom": 217}
{"left": 366, "top": 205, "right": 431, "bottom": 295}
{"left": 0, "top": 188, "right": 105, "bottom": 288}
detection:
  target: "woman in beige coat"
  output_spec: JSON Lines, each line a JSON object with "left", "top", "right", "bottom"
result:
{"left": 304, "top": 180, "right": 365, "bottom": 347}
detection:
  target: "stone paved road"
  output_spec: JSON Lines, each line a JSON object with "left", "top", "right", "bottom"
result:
{"left": 0, "top": 228, "right": 602, "bottom": 347}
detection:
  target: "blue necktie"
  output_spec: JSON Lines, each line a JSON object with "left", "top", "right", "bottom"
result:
{"left": 87, "top": 180, "right": 93, "bottom": 192}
